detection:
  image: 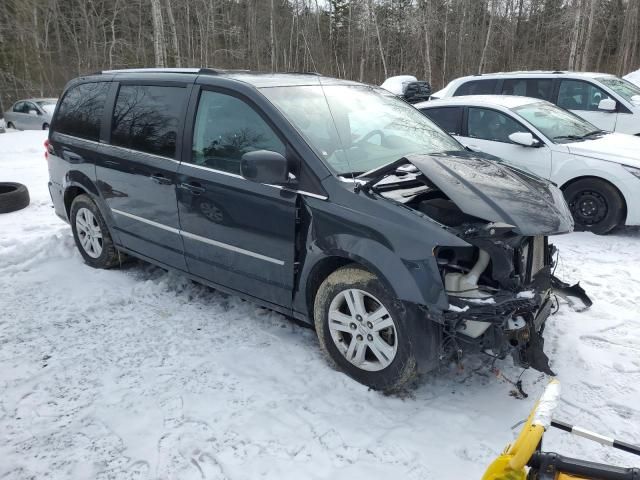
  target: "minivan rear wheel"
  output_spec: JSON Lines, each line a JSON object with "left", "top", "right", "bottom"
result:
{"left": 563, "top": 178, "right": 624, "bottom": 235}
{"left": 70, "top": 194, "right": 120, "bottom": 268}
{"left": 314, "top": 265, "right": 423, "bottom": 391}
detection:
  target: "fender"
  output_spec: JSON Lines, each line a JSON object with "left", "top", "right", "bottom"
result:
{"left": 62, "top": 171, "right": 122, "bottom": 245}
{"left": 294, "top": 233, "right": 451, "bottom": 322}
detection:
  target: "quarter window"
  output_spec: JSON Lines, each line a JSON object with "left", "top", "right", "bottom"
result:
{"left": 454, "top": 79, "right": 498, "bottom": 96}
{"left": 421, "top": 107, "right": 463, "bottom": 135}
{"left": 557, "top": 80, "right": 614, "bottom": 112}
{"left": 53, "top": 82, "right": 109, "bottom": 141}
{"left": 111, "top": 85, "right": 186, "bottom": 158}
{"left": 467, "top": 107, "right": 529, "bottom": 143}
{"left": 190, "top": 90, "right": 285, "bottom": 174}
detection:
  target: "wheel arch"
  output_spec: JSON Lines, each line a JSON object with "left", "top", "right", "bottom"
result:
{"left": 560, "top": 175, "right": 627, "bottom": 223}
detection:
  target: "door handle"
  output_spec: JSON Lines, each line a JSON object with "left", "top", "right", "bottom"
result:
{"left": 179, "top": 182, "right": 205, "bottom": 195}
{"left": 151, "top": 174, "right": 172, "bottom": 185}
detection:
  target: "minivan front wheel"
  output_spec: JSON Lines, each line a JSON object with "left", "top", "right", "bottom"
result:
{"left": 70, "top": 194, "right": 120, "bottom": 268}
{"left": 314, "top": 266, "right": 419, "bottom": 391}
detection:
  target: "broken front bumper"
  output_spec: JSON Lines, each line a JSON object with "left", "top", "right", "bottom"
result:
{"left": 443, "top": 272, "right": 592, "bottom": 375}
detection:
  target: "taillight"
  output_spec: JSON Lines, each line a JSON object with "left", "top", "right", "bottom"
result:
{"left": 44, "top": 139, "right": 51, "bottom": 160}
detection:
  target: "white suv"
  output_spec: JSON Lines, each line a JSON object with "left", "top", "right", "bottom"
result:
{"left": 432, "top": 72, "right": 640, "bottom": 135}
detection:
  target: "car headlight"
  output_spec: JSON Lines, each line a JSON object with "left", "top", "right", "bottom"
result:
{"left": 623, "top": 165, "right": 640, "bottom": 179}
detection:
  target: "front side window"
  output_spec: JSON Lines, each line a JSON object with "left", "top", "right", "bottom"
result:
{"left": 454, "top": 79, "right": 498, "bottom": 96}
{"left": 597, "top": 77, "right": 640, "bottom": 103}
{"left": 111, "top": 85, "right": 186, "bottom": 158}
{"left": 25, "top": 102, "right": 38, "bottom": 114}
{"left": 421, "top": 107, "right": 463, "bottom": 135}
{"left": 557, "top": 80, "right": 613, "bottom": 111}
{"left": 262, "top": 85, "right": 461, "bottom": 175}
{"left": 53, "top": 82, "right": 109, "bottom": 141}
{"left": 514, "top": 102, "right": 598, "bottom": 143}
{"left": 191, "top": 91, "right": 285, "bottom": 174}
{"left": 467, "top": 107, "right": 529, "bottom": 143}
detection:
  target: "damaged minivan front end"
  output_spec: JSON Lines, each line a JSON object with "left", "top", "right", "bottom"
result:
{"left": 364, "top": 151, "right": 591, "bottom": 375}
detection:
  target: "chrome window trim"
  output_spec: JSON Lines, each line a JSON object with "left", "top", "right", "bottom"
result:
{"left": 111, "top": 208, "right": 285, "bottom": 266}
{"left": 55, "top": 133, "right": 181, "bottom": 165}
{"left": 180, "top": 162, "right": 328, "bottom": 200}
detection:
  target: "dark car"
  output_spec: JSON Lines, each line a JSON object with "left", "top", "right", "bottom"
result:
{"left": 46, "top": 68, "right": 585, "bottom": 391}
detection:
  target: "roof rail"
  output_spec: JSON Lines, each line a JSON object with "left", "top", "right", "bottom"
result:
{"left": 284, "top": 71, "right": 322, "bottom": 76}
{"left": 99, "top": 67, "right": 222, "bottom": 75}
{"left": 551, "top": 70, "right": 565, "bottom": 74}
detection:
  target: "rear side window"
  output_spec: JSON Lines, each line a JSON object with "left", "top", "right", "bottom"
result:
{"left": 53, "top": 82, "right": 109, "bottom": 141}
{"left": 111, "top": 85, "right": 186, "bottom": 158}
{"left": 501, "top": 79, "right": 554, "bottom": 101}
{"left": 190, "top": 90, "right": 285, "bottom": 174}
{"left": 421, "top": 107, "right": 463, "bottom": 135}
{"left": 453, "top": 79, "right": 497, "bottom": 96}
{"left": 13, "top": 102, "right": 25, "bottom": 113}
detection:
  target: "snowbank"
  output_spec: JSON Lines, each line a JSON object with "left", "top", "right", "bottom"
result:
{"left": 1, "top": 131, "right": 639, "bottom": 478}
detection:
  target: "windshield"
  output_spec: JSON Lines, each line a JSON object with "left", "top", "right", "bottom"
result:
{"left": 36, "top": 100, "right": 57, "bottom": 114}
{"left": 597, "top": 76, "right": 640, "bottom": 103}
{"left": 261, "top": 85, "right": 462, "bottom": 175}
{"left": 513, "top": 102, "right": 600, "bottom": 143}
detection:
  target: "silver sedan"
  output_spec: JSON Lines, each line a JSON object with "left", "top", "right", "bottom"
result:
{"left": 3, "top": 98, "right": 57, "bottom": 130}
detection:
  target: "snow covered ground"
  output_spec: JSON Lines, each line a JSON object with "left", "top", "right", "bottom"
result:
{"left": 1, "top": 130, "right": 639, "bottom": 479}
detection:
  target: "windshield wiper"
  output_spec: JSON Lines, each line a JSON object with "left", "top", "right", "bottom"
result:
{"left": 552, "top": 134, "right": 584, "bottom": 142}
{"left": 580, "top": 130, "right": 605, "bottom": 139}
{"left": 554, "top": 130, "right": 604, "bottom": 142}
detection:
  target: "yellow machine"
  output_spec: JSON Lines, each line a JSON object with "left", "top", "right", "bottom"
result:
{"left": 483, "top": 380, "right": 639, "bottom": 480}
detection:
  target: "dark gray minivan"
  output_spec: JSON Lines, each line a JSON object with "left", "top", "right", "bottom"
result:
{"left": 47, "top": 68, "right": 584, "bottom": 390}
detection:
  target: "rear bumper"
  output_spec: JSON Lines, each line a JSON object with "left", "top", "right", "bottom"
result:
{"left": 48, "top": 180, "right": 68, "bottom": 222}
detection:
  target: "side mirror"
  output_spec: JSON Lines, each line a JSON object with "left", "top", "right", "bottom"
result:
{"left": 598, "top": 98, "right": 616, "bottom": 112}
{"left": 630, "top": 95, "right": 640, "bottom": 107}
{"left": 240, "top": 150, "right": 289, "bottom": 185}
{"left": 509, "top": 132, "right": 540, "bottom": 147}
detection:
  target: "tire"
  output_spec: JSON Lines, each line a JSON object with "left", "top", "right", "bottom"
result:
{"left": 563, "top": 178, "right": 624, "bottom": 235}
{"left": 314, "top": 265, "right": 434, "bottom": 391}
{"left": 42, "top": 123, "right": 49, "bottom": 130}
{"left": 70, "top": 194, "right": 120, "bottom": 268}
{"left": 0, "top": 182, "right": 30, "bottom": 213}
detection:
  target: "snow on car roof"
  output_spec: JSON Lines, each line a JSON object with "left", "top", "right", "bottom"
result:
{"left": 415, "top": 95, "right": 543, "bottom": 110}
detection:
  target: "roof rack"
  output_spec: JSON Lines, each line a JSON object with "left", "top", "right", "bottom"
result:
{"left": 99, "top": 67, "right": 222, "bottom": 75}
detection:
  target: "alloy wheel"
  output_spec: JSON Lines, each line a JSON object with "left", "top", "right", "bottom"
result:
{"left": 75, "top": 207, "right": 103, "bottom": 258}
{"left": 327, "top": 288, "right": 398, "bottom": 371}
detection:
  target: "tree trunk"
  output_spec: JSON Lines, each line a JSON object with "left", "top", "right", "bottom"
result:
{"left": 150, "top": 0, "right": 165, "bottom": 67}
{"left": 164, "top": 0, "right": 180, "bottom": 67}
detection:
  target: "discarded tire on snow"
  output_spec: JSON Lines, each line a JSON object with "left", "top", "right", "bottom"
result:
{"left": 0, "top": 182, "right": 30, "bottom": 213}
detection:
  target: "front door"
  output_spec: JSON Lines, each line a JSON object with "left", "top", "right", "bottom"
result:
{"left": 177, "top": 87, "right": 297, "bottom": 308}
{"left": 457, "top": 107, "right": 552, "bottom": 179}
{"left": 96, "top": 82, "right": 191, "bottom": 270}
{"left": 556, "top": 79, "right": 618, "bottom": 132}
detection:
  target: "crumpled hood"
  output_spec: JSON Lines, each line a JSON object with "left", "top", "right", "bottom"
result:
{"left": 566, "top": 133, "right": 640, "bottom": 168}
{"left": 406, "top": 151, "right": 574, "bottom": 235}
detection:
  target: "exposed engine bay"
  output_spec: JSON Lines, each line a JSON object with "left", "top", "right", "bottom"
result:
{"left": 361, "top": 154, "right": 592, "bottom": 375}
